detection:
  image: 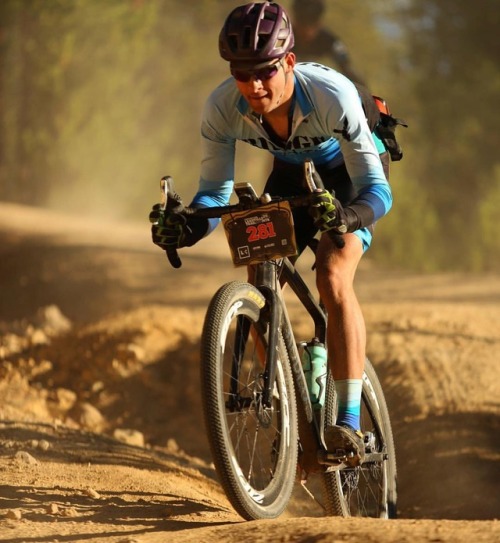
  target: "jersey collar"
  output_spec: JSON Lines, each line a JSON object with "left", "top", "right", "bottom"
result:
{"left": 292, "top": 72, "right": 314, "bottom": 117}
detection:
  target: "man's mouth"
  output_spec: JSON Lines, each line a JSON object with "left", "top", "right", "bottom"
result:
{"left": 249, "top": 93, "right": 268, "bottom": 101}
{"left": 248, "top": 94, "right": 268, "bottom": 102}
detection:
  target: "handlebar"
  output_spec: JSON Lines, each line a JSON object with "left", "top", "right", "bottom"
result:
{"left": 159, "top": 159, "right": 345, "bottom": 269}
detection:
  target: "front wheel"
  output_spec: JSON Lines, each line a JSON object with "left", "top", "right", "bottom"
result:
{"left": 322, "top": 358, "right": 397, "bottom": 518}
{"left": 200, "top": 281, "right": 298, "bottom": 520}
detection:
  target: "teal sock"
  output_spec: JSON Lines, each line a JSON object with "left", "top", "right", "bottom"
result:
{"left": 335, "top": 379, "right": 362, "bottom": 430}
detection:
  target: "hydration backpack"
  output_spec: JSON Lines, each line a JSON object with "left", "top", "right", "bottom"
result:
{"left": 356, "top": 83, "right": 408, "bottom": 162}
{"left": 372, "top": 95, "right": 408, "bottom": 161}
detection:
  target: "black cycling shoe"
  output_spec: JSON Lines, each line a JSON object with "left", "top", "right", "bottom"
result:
{"left": 324, "top": 425, "right": 365, "bottom": 466}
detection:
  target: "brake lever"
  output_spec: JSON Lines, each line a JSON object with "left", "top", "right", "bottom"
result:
{"left": 160, "top": 175, "right": 183, "bottom": 269}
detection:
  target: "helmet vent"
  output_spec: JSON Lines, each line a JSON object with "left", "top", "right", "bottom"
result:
{"left": 243, "top": 27, "right": 252, "bottom": 49}
{"left": 257, "top": 35, "right": 267, "bottom": 52}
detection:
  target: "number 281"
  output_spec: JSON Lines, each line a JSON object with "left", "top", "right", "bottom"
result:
{"left": 246, "top": 222, "right": 276, "bottom": 242}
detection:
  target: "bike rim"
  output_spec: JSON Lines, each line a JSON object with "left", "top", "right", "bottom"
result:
{"left": 220, "top": 315, "right": 292, "bottom": 502}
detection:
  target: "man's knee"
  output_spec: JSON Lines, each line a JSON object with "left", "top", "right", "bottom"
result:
{"left": 315, "top": 236, "right": 362, "bottom": 301}
{"left": 315, "top": 261, "right": 353, "bottom": 303}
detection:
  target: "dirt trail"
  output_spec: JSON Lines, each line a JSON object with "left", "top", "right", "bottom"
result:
{"left": 0, "top": 203, "right": 499, "bottom": 542}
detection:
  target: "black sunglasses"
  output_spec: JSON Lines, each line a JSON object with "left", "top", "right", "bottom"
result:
{"left": 231, "top": 60, "right": 283, "bottom": 83}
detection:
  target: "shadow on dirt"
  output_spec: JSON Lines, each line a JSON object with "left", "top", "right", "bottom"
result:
{"left": 0, "top": 421, "right": 213, "bottom": 479}
{"left": 375, "top": 359, "right": 500, "bottom": 521}
{"left": 1, "top": 480, "right": 230, "bottom": 536}
{"left": 394, "top": 411, "right": 499, "bottom": 520}
{"left": 0, "top": 240, "right": 241, "bottom": 325}
{"left": 0, "top": 420, "right": 238, "bottom": 540}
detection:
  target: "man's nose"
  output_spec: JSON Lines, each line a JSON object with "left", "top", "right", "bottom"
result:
{"left": 248, "top": 76, "right": 264, "bottom": 88}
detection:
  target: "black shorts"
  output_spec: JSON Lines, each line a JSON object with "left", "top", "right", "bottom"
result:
{"left": 264, "top": 153, "right": 390, "bottom": 253}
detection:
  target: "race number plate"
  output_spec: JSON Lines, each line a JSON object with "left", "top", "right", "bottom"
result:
{"left": 222, "top": 201, "right": 297, "bottom": 267}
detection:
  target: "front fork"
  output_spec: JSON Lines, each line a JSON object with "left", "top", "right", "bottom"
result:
{"left": 255, "top": 260, "right": 281, "bottom": 408}
{"left": 259, "top": 285, "right": 281, "bottom": 407}
{"left": 228, "top": 262, "right": 281, "bottom": 410}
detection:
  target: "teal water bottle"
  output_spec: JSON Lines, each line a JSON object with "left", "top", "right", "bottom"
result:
{"left": 301, "top": 339, "right": 327, "bottom": 409}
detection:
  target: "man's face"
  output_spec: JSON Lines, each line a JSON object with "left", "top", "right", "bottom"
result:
{"left": 232, "top": 54, "right": 294, "bottom": 115}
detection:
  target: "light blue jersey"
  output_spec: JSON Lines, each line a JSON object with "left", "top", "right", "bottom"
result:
{"left": 192, "top": 62, "right": 392, "bottom": 247}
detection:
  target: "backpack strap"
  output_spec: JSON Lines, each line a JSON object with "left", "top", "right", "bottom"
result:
{"left": 354, "top": 83, "right": 381, "bottom": 132}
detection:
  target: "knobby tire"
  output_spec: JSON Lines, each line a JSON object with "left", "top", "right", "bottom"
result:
{"left": 322, "top": 359, "right": 397, "bottom": 518}
{"left": 200, "top": 281, "right": 298, "bottom": 520}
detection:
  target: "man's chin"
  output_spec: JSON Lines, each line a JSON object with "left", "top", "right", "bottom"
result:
{"left": 248, "top": 96, "right": 272, "bottom": 112}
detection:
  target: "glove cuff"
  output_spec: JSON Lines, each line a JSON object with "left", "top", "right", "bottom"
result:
{"left": 181, "top": 216, "right": 209, "bottom": 247}
{"left": 345, "top": 201, "right": 377, "bottom": 232}
{"left": 344, "top": 207, "right": 361, "bottom": 233}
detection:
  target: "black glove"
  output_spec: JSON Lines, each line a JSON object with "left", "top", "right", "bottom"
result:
{"left": 309, "top": 189, "right": 359, "bottom": 235}
{"left": 149, "top": 204, "right": 208, "bottom": 250}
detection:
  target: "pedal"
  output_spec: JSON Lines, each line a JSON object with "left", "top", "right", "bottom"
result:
{"left": 322, "top": 426, "right": 365, "bottom": 467}
{"left": 317, "top": 448, "right": 363, "bottom": 468}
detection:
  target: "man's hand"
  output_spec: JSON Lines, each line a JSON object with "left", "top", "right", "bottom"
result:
{"left": 309, "top": 189, "right": 349, "bottom": 234}
{"left": 149, "top": 203, "right": 209, "bottom": 250}
{"left": 149, "top": 203, "right": 190, "bottom": 250}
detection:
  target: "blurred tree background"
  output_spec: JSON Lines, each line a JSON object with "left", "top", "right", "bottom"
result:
{"left": 0, "top": 0, "right": 499, "bottom": 271}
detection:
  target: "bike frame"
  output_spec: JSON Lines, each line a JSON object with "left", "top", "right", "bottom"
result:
{"left": 251, "top": 255, "right": 328, "bottom": 443}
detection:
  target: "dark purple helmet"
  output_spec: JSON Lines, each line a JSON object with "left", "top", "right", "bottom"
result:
{"left": 219, "top": 2, "right": 294, "bottom": 66}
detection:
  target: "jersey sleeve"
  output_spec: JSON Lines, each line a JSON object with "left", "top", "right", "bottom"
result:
{"left": 190, "top": 87, "right": 236, "bottom": 233}
{"left": 328, "top": 78, "right": 393, "bottom": 222}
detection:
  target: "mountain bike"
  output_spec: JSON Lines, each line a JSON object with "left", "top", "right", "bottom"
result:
{"left": 156, "top": 159, "right": 397, "bottom": 521}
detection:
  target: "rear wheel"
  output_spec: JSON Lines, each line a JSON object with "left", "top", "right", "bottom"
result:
{"left": 322, "top": 359, "right": 397, "bottom": 518}
{"left": 201, "top": 281, "right": 298, "bottom": 520}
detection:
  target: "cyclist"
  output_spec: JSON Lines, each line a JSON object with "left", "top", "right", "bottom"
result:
{"left": 291, "top": 0, "right": 367, "bottom": 87}
{"left": 151, "top": 2, "right": 393, "bottom": 464}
